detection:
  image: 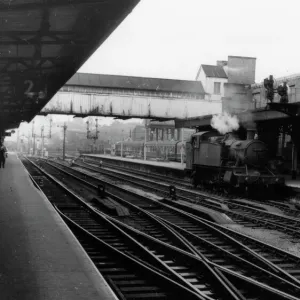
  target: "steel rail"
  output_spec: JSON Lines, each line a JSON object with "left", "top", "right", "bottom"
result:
{"left": 73, "top": 160, "right": 300, "bottom": 236}
{"left": 30, "top": 158, "right": 300, "bottom": 287}
{"left": 24, "top": 157, "right": 299, "bottom": 300}
{"left": 23, "top": 157, "right": 240, "bottom": 299}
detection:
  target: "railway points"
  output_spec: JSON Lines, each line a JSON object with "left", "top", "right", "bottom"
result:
{"left": 68, "top": 157, "right": 300, "bottom": 238}
{"left": 48, "top": 157, "right": 297, "bottom": 269}
{"left": 80, "top": 155, "right": 300, "bottom": 216}
{"left": 20, "top": 156, "right": 300, "bottom": 299}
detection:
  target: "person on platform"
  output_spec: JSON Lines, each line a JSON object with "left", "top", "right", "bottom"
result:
{"left": 0, "top": 143, "right": 7, "bottom": 168}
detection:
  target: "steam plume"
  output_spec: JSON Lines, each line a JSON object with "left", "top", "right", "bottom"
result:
{"left": 211, "top": 112, "right": 239, "bottom": 134}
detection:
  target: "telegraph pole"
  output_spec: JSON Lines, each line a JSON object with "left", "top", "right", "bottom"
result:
{"left": 63, "top": 122, "right": 67, "bottom": 161}
{"left": 49, "top": 117, "right": 52, "bottom": 138}
{"left": 17, "top": 130, "right": 20, "bottom": 152}
{"left": 32, "top": 120, "right": 36, "bottom": 156}
{"left": 144, "top": 125, "right": 147, "bottom": 161}
{"left": 28, "top": 130, "right": 30, "bottom": 155}
{"left": 121, "top": 130, "right": 124, "bottom": 157}
{"left": 180, "top": 128, "right": 184, "bottom": 164}
{"left": 41, "top": 125, "right": 44, "bottom": 157}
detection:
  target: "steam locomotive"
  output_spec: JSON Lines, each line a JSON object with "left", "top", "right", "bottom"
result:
{"left": 185, "top": 130, "right": 285, "bottom": 193}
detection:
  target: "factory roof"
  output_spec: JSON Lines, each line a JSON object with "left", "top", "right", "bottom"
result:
{"left": 66, "top": 73, "right": 206, "bottom": 94}
{"left": 201, "top": 65, "right": 228, "bottom": 79}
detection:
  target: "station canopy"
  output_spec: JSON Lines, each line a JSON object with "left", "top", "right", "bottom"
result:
{"left": 0, "top": 0, "right": 140, "bottom": 132}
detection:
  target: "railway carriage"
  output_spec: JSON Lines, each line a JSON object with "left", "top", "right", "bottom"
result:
{"left": 145, "top": 140, "right": 186, "bottom": 161}
{"left": 112, "top": 140, "right": 186, "bottom": 161}
{"left": 114, "top": 141, "right": 144, "bottom": 158}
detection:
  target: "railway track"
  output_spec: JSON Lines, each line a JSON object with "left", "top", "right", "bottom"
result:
{"left": 21, "top": 157, "right": 299, "bottom": 300}
{"left": 60, "top": 212, "right": 201, "bottom": 300}
{"left": 23, "top": 157, "right": 300, "bottom": 295}
{"left": 83, "top": 157, "right": 300, "bottom": 218}
{"left": 22, "top": 158, "right": 221, "bottom": 299}
{"left": 71, "top": 160, "right": 300, "bottom": 237}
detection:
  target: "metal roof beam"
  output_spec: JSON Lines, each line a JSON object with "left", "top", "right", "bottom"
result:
{"left": 0, "top": 31, "right": 77, "bottom": 36}
{"left": 0, "top": 40, "right": 87, "bottom": 45}
{"left": 0, "top": 56, "right": 71, "bottom": 60}
{"left": 0, "top": 0, "right": 108, "bottom": 11}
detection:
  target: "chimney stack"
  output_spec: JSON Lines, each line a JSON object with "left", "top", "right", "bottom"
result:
{"left": 217, "top": 60, "right": 228, "bottom": 67}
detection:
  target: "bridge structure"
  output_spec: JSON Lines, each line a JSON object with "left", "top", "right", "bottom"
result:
{"left": 39, "top": 72, "right": 222, "bottom": 120}
{"left": 0, "top": 0, "right": 140, "bottom": 137}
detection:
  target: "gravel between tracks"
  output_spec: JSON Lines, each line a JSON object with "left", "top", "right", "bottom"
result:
{"left": 120, "top": 184, "right": 164, "bottom": 201}
{"left": 224, "top": 224, "right": 300, "bottom": 257}
{"left": 73, "top": 163, "right": 300, "bottom": 258}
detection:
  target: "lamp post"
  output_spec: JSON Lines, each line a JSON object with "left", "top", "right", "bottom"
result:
{"left": 57, "top": 122, "right": 67, "bottom": 160}
{"left": 41, "top": 126, "right": 44, "bottom": 157}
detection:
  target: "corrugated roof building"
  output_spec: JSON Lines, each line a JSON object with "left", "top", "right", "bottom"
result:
{"left": 66, "top": 73, "right": 205, "bottom": 95}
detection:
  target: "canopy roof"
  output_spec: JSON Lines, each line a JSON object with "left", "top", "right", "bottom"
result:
{"left": 0, "top": 0, "right": 140, "bottom": 132}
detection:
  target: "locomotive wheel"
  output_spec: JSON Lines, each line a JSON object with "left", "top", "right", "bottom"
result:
{"left": 244, "top": 186, "right": 254, "bottom": 198}
{"left": 223, "top": 186, "right": 232, "bottom": 195}
{"left": 191, "top": 171, "right": 198, "bottom": 188}
{"left": 191, "top": 176, "right": 198, "bottom": 188}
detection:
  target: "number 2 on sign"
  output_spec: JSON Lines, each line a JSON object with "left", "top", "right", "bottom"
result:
{"left": 24, "top": 80, "right": 34, "bottom": 95}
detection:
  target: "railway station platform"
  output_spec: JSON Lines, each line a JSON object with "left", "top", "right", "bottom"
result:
{"left": 0, "top": 153, "right": 117, "bottom": 300}
{"left": 81, "top": 154, "right": 186, "bottom": 178}
{"left": 80, "top": 154, "right": 300, "bottom": 196}
{"left": 285, "top": 176, "right": 300, "bottom": 190}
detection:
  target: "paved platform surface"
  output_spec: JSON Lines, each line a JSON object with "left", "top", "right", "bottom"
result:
{"left": 0, "top": 154, "right": 117, "bottom": 300}
{"left": 83, "top": 154, "right": 186, "bottom": 170}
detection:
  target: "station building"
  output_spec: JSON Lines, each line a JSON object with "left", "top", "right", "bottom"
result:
{"left": 147, "top": 55, "right": 257, "bottom": 143}
{"left": 176, "top": 70, "right": 300, "bottom": 180}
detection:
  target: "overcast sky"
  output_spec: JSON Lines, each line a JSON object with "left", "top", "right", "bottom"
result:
{"left": 79, "top": 0, "right": 300, "bottom": 82}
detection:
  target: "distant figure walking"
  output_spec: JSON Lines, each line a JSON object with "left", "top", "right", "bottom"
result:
{"left": 0, "top": 143, "right": 7, "bottom": 168}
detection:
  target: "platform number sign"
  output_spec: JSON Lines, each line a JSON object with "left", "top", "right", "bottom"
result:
{"left": 24, "top": 80, "right": 34, "bottom": 95}
{"left": 23, "top": 80, "right": 47, "bottom": 100}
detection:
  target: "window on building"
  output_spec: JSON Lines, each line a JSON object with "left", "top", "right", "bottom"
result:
{"left": 214, "top": 82, "right": 221, "bottom": 94}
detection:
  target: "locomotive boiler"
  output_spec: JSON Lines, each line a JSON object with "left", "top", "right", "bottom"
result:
{"left": 185, "top": 131, "right": 284, "bottom": 193}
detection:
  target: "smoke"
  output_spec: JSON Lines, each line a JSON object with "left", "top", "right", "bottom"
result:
{"left": 211, "top": 112, "right": 239, "bottom": 134}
